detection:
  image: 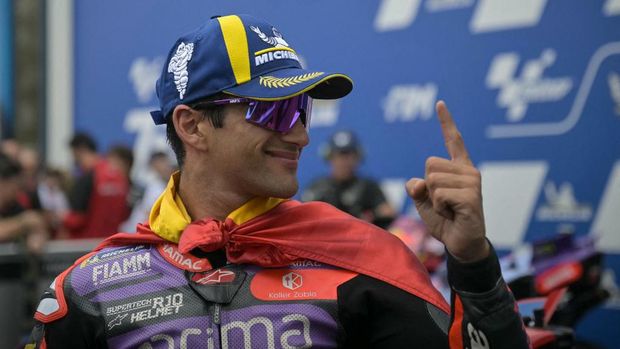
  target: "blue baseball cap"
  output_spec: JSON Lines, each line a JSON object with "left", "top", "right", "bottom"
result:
{"left": 150, "top": 14, "right": 354, "bottom": 124}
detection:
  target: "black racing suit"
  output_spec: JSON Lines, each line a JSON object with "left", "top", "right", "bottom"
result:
{"left": 27, "top": 241, "right": 529, "bottom": 348}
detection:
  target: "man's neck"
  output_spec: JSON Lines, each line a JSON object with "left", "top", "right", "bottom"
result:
{"left": 177, "top": 169, "right": 253, "bottom": 221}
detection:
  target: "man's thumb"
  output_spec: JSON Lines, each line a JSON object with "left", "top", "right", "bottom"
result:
{"left": 406, "top": 178, "right": 427, "bottom": 203}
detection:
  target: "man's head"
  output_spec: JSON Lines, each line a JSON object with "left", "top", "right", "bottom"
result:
{"left": 151, "top": 15, "right": 353, "bottom": 199}
{"left": 106, "top": 145, "right": 134, "bottom": 178}
{"left": 323, "top": 130, "right": 364, "bottom": 181}
{"left": 69, "top": 133, "right": 98, "bottom": 170}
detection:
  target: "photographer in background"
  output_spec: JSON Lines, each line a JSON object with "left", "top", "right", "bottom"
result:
{"left": 302, "top": 130, "right": 396, "bottom": 228}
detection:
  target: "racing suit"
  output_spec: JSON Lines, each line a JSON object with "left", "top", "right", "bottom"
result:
{"left": 27, "top": 175, "right": 529, "bottom": 349}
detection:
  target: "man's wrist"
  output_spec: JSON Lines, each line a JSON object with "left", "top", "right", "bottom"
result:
{"left": 447, "top": 239, "right": 501, "bottom": 293}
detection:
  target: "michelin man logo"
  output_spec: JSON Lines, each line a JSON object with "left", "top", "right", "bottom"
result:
{"left": 167, "top": 42, "right": 194, "bottom": 100}
{"left": 250, "top": 26, "right": 289, "bottom": 48}
{"left": 486, "top": 49, "right": 573, "bottom": 123}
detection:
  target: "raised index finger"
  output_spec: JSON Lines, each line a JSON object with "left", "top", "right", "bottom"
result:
{"left": 436, "top": 100, "right": 472, "bottom": 165}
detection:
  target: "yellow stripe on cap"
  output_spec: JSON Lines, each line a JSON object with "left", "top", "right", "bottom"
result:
{"left": 218, "top": 15, "right": 251, "bottom": 84}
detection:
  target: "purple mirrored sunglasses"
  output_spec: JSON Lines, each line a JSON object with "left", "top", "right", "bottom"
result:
{"left": 192, "top": 94, "right": 312, "bottom": 133}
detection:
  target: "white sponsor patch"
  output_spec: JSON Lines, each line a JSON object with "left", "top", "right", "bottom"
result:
{"left": 106, "top": 293, "right": 184, "bottom": 328}
{"left": 282, "top": 272, "right": 303, "bottom": 290}
{"left": 92, "top": 252, "right": 151, "bottom": 285}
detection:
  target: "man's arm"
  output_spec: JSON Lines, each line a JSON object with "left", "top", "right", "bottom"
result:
{"left": 337, "top": 247, "right": 528, "bottom": 349}
{"left": 25, "top": 273, "right": 105, "bottom": 349}
{"left": 405, "top": 101, "right": 530, "bottom": 348}
{"left": 447, "top": 244, "right": 530, "bottom": 349}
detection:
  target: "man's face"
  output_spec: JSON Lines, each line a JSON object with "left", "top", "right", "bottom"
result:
{"left": 204, "top": 103, "right": 310, "bottom": 199}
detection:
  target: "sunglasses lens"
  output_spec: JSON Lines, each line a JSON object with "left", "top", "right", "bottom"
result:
{"left": 245, "top": 94, "right": 312, "bottom": 132}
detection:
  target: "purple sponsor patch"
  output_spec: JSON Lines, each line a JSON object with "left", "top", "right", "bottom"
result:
{"left": 70, "top": 246, "right": 187, "bottom": 302}
{"left": 221, "top": 304, "right": 337, "bottom": 348}
{"left": 107, "top": 316, "right": 216, "bottom": 349}
{"left": 106, "top": 304, "right": 337, "bottom": 348}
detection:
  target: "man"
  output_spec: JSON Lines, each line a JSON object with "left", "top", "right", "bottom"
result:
{"left": 303, "top": 130, "right": 396, "bottom": 228}
{"left": 0, "top": 152, "right": 48, "bottom": 253}
{"left": 61, "top": 133, "right": 130, "bottom": 239}
{"left": 27, "top": 15, "right": 529, "bottom": 348}
{"left": 121, "top": 151, "right": 176, "bottom": 231}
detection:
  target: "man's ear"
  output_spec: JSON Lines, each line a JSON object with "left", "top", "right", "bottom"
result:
{"left": 171, "top": 105, "right": 210, "bottom": 152}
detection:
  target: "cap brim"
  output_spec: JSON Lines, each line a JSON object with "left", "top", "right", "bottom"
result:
{"left": 222, "top": 68, "right": 353, "bottom": 101}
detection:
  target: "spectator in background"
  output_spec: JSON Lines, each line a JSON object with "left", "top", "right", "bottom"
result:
{"left": 121, "top": 151, "right": 176, "bottom": 231}
{"left": 302, "top": 130, "right": 396, "bottom": 228}
{"left": 16, "top": 146, "right": 43, "bottom": 210}
{"left": 0, "top": 138, "right": 21, "bottom": 161}
{"left": 0, "top": 152, "right": 48, "bottom": 253}
{"left": 106, "top": 144, "right": 143, "bottom": 212}
{"left": 61, "top": 133, "right": 130, "bottom": 239}
{"left": 37, "top": 167, "right": 69, "bottom": 234}
{"left": 106, "top": 144, "right": 134, "bottom": 180}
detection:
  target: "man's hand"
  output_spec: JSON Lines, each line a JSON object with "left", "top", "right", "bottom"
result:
{"left": 406, "top": 101, "right": 490, "bottom": 263}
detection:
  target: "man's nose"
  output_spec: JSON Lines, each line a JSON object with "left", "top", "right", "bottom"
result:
{"left": 281, "top": 118, "right": 310, "bottom": 148}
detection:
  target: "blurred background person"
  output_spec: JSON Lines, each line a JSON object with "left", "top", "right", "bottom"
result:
{"left": 0, "top": 152, "right": 48, "bottom": 253}
{"left": 106, "top": 144, "right": 143, "bottom": 218}
{"left": 37, "top": 167, "right": 69, "bottom": 236}
{"left": 302, "top": 130, "right": 396, "bottom": 228}
{"left": 60, "top": 133, "right": 130, "bottom": 239}
{"left": 121, "top": 151, "right": 176, "bottom": 231}
{"left": 16, "top": 146, "right": 42, "bottom": 211}
{"left": 0, "top": 138, "right": 21, "bottom": 161}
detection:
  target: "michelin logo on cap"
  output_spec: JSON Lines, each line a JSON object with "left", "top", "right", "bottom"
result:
{"left": 251, "top": 26, "right": 300, "bottom": 67}
{"left": 168, "top": 42, "right": 194, "bottom": 99}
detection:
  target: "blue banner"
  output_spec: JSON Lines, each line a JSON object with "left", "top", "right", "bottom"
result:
{"left": 0, "top": 0, "right": 13, "bottom": 137}
{"left": 73, "top": 2, "right": 620, "bottom": 344}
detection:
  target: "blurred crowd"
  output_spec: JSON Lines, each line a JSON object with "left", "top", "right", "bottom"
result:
{"left": 0, "top": 133, "right": 176, "bottom": 254}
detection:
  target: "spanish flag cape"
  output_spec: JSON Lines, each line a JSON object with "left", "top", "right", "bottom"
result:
{"left": 97, "top": 173, "right": 450, "bottom": 313}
